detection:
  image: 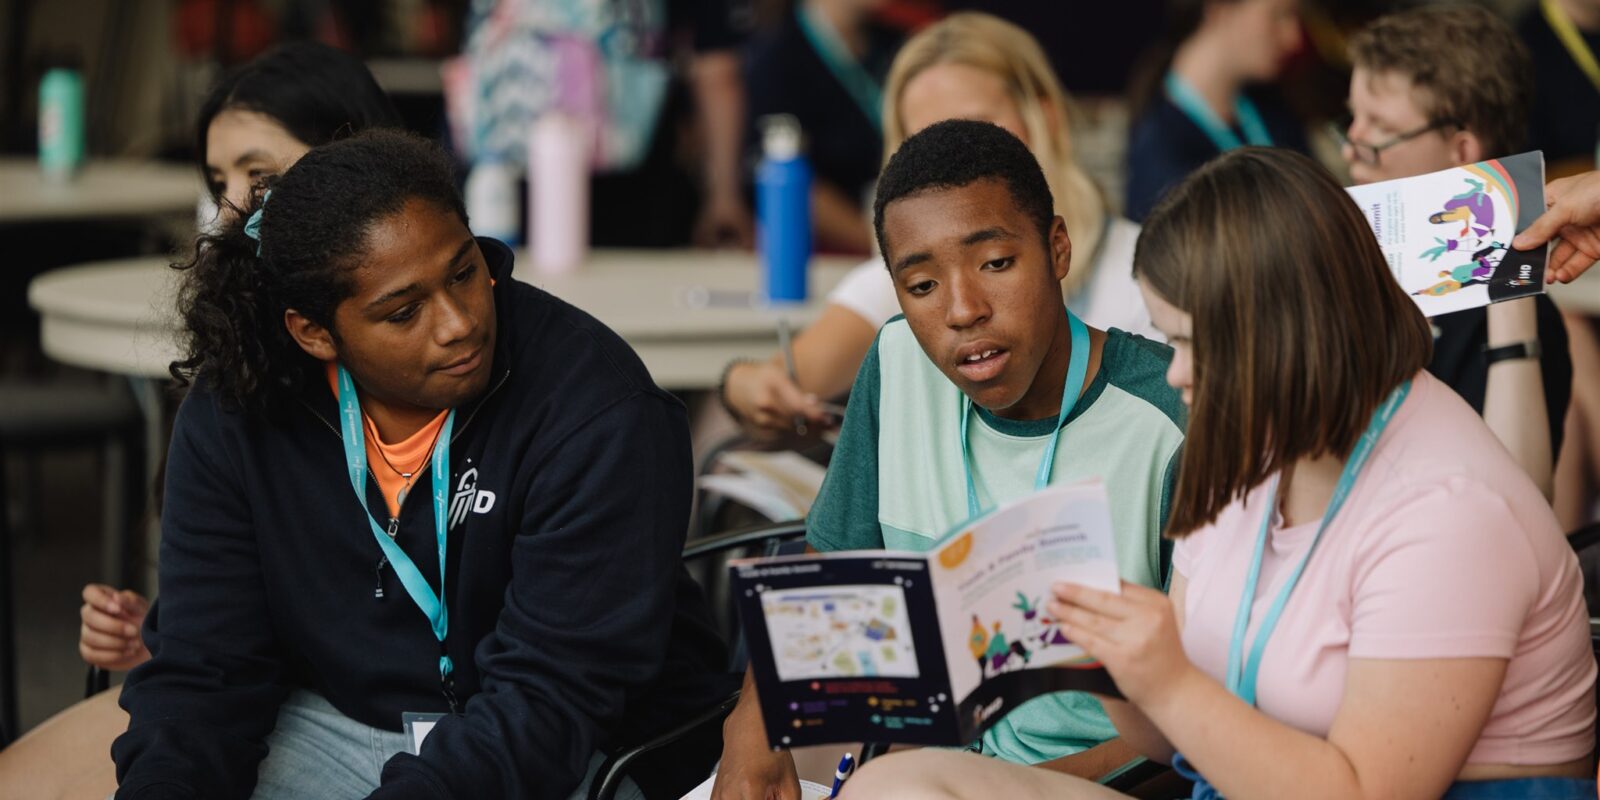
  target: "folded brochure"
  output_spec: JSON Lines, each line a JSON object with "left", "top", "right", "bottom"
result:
{"left": 731, "top": 479, "right": 1122, "bottom": 749}
{"left": 1346, "top": 150, "right": 1548, "bottom": 317}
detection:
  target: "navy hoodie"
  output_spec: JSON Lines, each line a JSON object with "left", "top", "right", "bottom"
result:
{"left": 112, "top": 239, "right": 730, "bottom": 799}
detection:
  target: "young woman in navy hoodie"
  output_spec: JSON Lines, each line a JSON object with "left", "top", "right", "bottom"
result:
{"left": 107, "top": 130, "right": 729, "bottom": 800}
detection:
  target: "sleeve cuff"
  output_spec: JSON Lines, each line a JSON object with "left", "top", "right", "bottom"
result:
{"left": 1348, "top": 631, "right": 1518, "bottom": 661}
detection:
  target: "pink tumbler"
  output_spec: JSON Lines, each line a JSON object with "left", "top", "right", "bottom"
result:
{"left": 527, "top": 113, "right": 591, "bottom": 275}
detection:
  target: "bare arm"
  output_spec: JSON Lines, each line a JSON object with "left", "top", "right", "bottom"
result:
{"left": 1481, "top": 298, "right": 1554, "bottom": 498}
{"left": 1054, "top": 580, "right": 1507, "bottom": 800}
{"left": 723, "top": 303, "right": 878, "bottom": 438}
{"left": 712, "top": 548, "right": 824, "bottom": 800}
{"left": 1141, "top": 658, "right": 1504, "bottom": 800}
{"left": 690, "top": 50, "right": 754, "bottom": 248}
{"left": 1034, "top": 737, "right": 1141, "bottom": 780}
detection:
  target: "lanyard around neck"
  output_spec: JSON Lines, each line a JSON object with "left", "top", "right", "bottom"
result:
{"left": 796, "top": 6, "right": 883, "bottom": 132}
{"left": 1164, "top": 72, "right": 1273, "bottom": 153}
{"left": 959, "top": 309, "right": 1090, "bottom": 520}
{"left": 1544, "top": 0, "right": 1600, "bottom": 95}
{"left": 337, "top": 366, "right": 457, "bottom": 685}
{"left": 1224, "top": 380, "right": 1411, "bottom": 707}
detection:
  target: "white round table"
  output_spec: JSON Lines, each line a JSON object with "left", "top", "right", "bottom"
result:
{"left": 30, "top": 248, "right": 860, "bottom": 389}
{"left": 0, "top": 158, "right": 201, "bottom": 223}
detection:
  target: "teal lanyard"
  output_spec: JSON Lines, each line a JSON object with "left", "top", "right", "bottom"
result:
{"left": 1163, "top": 72, "right": 1273, "bottom": 153}
{"left": 795, "top": 7, "right": 883, "bottom": 132}
{"left": 958, "top": 309, "right": 1090, "bottom": 520}
{"left": 336, "top": 366, "right": 458, "bottom": 694}
{"left": 1224, "top": 381, "right": 1411, "bottom": 706}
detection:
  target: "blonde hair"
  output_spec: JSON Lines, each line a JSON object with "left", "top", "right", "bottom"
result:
{"left": 882, "top": 12, "right": 1109, "bottom": 296}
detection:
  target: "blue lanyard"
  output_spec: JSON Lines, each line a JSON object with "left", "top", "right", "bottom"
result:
{"left": 958, "top": 309, "right": 1090, "bottom": 520}
{"left": 1224, "top": 381, "right": 1411, "bottom": 706}
{"left": 336, "top": 366, "right": 457, "bottom": 687}
{"left": 795, "top": 7, "right": 883, "bottom": 132}
{"left": 1163, "top": 72, "right": 1273, "bottom": 153}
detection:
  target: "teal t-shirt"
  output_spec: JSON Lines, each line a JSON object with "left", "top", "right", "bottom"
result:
{"left": 807, "top": 316, "right": 1186, "bottom": 765}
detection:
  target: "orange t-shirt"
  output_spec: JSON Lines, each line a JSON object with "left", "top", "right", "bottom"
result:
{"left": 325, "top": 364, "right": 450, "bottom": 518}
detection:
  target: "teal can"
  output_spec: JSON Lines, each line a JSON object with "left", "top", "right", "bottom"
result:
{"left": 39, "top": 67, "right": 85, "bottom": 180}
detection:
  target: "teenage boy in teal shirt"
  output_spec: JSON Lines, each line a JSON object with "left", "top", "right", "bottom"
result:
{"left": 712, "top": 120, "right": 1185, "bottom": 799}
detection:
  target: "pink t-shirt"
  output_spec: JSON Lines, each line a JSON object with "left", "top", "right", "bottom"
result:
{"left": 1173, "top": 372, "right": 1595, "bottom": 765}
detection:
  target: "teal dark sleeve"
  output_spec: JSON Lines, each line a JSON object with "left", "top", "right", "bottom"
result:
{"left": 806, "top": 334, "right": 884, "bottom": 552}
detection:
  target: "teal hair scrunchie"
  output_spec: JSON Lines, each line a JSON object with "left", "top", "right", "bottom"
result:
{"left": 242, "top": 189, "right": 272, "bottom": 256}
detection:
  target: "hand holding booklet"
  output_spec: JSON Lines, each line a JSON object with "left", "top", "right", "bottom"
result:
{"left": 1346, "top": 150, "right": 1549, "bottom": 317}
{"left": 730, "top": 479, "right": 1122, "bottom": 749}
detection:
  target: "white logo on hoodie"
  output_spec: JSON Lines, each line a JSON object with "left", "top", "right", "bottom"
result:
{"left": 449, "top": 468, "right": 496, "bottom": 528}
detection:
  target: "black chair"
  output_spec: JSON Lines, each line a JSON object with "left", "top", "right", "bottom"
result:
{"left": 0, "top": 379, "right": 143, "bottom": 746}
{"left": 587, "top": 520, "right": 808, "bottom": 800}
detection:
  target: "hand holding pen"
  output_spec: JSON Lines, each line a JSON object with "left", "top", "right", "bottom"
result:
{"left": 778, "top": 317, "right": 809, "bottom": 436}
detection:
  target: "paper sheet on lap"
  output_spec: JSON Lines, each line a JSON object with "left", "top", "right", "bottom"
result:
{"left": 679, "top": 775, "right": 832, "bottom": 799}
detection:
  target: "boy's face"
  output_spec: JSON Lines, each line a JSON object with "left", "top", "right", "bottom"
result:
{"left": 1343, "top": 67, "right": 1472, "bottom": 185}
{"left": 882, "top": 178, "right": 1072, "bottom": 420}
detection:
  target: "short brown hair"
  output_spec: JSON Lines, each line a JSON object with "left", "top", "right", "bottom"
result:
{"left": 1134, "top": 148, "right": 1433, "bottom": 537}
{"left": 1348, "top": 6, "right": 1532, "bottom": 158}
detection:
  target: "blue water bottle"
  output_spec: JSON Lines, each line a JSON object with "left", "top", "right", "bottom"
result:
{"left": 757, "top": 114, "right": 811, "bottom": 305}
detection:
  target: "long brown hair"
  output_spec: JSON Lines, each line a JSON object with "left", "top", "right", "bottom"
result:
{"left": 1134, "top": 148, "right": 1432, "bottom": 536}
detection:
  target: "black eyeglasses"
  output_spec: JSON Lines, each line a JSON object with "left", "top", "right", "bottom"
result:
{"left": 1329, "top": 114, "right": 1461, "bottom": 165}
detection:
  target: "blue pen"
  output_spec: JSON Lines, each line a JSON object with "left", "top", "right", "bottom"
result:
{"left": 827, "top": 752, "right": 855, "bottom": 799}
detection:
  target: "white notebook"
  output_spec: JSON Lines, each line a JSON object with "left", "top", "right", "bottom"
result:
{"left": 679, "top": 775, "right": 833, "bottom": 800}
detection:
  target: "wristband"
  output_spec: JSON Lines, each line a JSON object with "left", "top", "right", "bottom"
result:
{"left": 718, "top": 358, "right": 757, "bottom": 421}
{"left": 1483, "top": 339, "right": 1541, "bottom": 366}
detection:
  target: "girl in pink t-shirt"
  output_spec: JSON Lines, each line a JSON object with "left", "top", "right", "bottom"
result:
{"left": 841, "top": 149, "right": 1595, "bottom": 799}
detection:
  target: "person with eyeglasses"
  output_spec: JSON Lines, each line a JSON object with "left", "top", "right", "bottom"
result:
{"left": 1338, "top": 6, "right": 1571, "bottom": 500}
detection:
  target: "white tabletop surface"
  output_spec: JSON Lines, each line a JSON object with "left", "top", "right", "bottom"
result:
{"left": 0, "top": 157, "right": 202, "bottom": 223}
{"left": 30, "top": 248, "right": 860, "bottom": 388}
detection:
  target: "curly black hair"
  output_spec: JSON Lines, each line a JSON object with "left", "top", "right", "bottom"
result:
{"left": 171, "top": 129, "right": 467, "bottom": 416}
{"left": 872, "top": 119, "right": 1056, "bottom": 260}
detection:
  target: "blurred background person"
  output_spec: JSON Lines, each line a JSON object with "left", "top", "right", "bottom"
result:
{"left": 1124, "top": 0, "right": 1308, "bottom": 221}
{"left": 744, "top": 0, "right": 903, "bottom": 254}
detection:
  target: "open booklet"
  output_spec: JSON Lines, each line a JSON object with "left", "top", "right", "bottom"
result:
{"left": 730, "top": 479, "right": 1123, "bottom": 749}
{"left": 1346, "top": 150, "right": 1549, "bottom": 317}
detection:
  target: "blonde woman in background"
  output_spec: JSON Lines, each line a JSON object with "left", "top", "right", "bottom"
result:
{"left": 720, "top": 12, "right": 1156, "bottom": 440}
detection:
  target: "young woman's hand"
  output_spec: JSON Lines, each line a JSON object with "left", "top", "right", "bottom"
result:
{"left": 1514, "top": 170, "right": 1600, "bottom": 284}
{"left": 723, "top": 361, "right": 834, "bottom": 441}
{"left": 80, "top": 583, "right": 151, "bottom": 671}
{"left": 1049, "top": 580, "right": 1198, "bottom": 711}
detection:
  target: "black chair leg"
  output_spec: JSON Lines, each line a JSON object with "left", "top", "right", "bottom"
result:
{"left": 0, "top": 451, "right": 18, "bottom": 745}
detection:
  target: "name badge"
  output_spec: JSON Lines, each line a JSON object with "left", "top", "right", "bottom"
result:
{"left": 402, "top": 711, "right": 448, "bottom": 755}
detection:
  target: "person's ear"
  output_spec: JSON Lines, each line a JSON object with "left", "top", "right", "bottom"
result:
{"left": 285, "top": 308, "right": 339, "bottom": 363}
{"left": 1049, "top": 216, "right": 1072, "bottom": 283}
{"left": 1451, "top": 129, "right": 1485, "bottom": 165}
